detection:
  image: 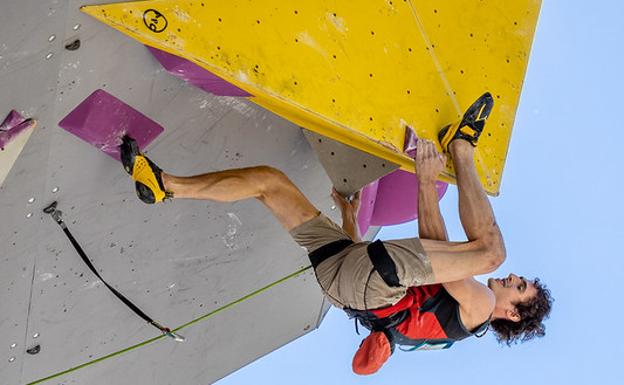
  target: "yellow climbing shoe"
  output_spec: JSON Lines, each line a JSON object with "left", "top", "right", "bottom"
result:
{"left": 438, "top": 92, "right": 494, "bottom": 152}
{"left": 120, "top": 135, "right": 172, "bottom": 204}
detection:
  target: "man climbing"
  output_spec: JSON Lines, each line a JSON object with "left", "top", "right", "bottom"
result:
{"left": 332, "top": 138, "right": 552, "bottom": 373}
{"left": 119, "top": 92, "right": 552, "bottom": 374}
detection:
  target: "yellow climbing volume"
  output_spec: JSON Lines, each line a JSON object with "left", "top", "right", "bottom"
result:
{"left": 82, "top": 0, "right": 541, "bottom": 195}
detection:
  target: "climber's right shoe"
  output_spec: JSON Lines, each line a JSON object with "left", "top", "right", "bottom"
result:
{"left": 438, "top": 92, "right": 494, "bottom": 151}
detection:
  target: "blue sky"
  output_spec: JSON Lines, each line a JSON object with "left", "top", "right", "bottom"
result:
{"left": 218, "top": 1, "right": 624, "bottom": 384}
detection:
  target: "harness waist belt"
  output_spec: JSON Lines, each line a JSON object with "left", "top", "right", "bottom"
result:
{"left": 308, "top": 239, "right": 354, "bottom": 269}
{"left": 345, "top": 307, "right": 409, "bottom": 332}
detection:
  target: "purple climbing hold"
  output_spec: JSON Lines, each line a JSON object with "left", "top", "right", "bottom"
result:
{"left": 403, "top": 124, "right": 419, "bottom": 158}
{"left": 0, "top": 110, "right": 36, "bottom": 151}
{"left": 357, "top": 126, "right": 449, "bottom": 234}
{"left": 58, "top": 89, "right": 164, "bottom": 161}
{"left": 370, "top": 171, "right": 448, "bottom": 227}
{"left": 357, "top": 180, "right": 379, "bottom": 235}
{"left": 146, "top": 46, "right": 251, "bottom": 97}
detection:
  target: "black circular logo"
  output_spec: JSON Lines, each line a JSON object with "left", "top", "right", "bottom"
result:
{"left": 143, "top": 9, "right": 167, "bottom": 33}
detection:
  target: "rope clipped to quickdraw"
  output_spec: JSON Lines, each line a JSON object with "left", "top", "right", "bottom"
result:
{"left": 43, "top": 201, "right": 184, "bottom": 342}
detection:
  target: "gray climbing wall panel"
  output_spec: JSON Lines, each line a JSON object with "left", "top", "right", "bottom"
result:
{"left": 303, "top": 130, "right": 399, "bottom": 196}
{"left": 0, "top": 1, "right": 384, "bottom": 384}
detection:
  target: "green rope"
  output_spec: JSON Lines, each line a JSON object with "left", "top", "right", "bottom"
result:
{"left": 27, "top": 265, "right": 312, "bottom": 385}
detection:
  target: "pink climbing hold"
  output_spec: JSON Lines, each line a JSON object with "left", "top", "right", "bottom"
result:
{"left": 357, "top": 127, "right": 448, "bottom": 234}
{"left": 146, "top": 46, "right": 251, "bottom": 97}
{"left": 357, "top": 180, "right": 379, "bottom": 235}
{"left": 0, "top": 110, "right": 36, "bottom": 151}
{"left": 370, "top": 171, "right": 448, "bottom": 226}
{"left": 58, "top": 89, "right": 164, "bottom": 161}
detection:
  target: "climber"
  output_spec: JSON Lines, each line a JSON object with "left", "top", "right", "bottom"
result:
{"left": 119, "top": 92, "right": 552, "bottom": 374}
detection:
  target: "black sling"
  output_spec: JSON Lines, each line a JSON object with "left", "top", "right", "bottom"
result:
{"left": 43, "top": 201, "right": 184, "bottom": 342}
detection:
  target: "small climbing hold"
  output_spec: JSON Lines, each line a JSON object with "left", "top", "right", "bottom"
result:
{"left": 26, "top": 344, "right": 41, "bottom": 355}
{"left": 65, "top": 39, "right": 81, "bottom": 51}
{"left": 0, "top": 110, "right": 36, "bottom": 151}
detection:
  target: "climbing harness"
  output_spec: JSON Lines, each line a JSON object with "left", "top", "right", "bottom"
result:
{"left": 43, "top": 201, "right": 184, "bottom": 342}
{"left": 307, "top": 239, "right": 401, "bottom": 288}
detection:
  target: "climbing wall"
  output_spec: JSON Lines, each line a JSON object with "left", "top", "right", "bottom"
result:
{"left": 82, "top": 0, "right": 542, "bottom": 195}
{"left": 0, "top": 1, "right": 383, "bottom": 384}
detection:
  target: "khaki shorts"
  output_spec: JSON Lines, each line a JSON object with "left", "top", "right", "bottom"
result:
{"left": 289, "top": 214, "right": 434, "bottom": 310}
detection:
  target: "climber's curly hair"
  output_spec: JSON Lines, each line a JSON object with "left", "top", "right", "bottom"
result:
{"left": 490, "top": 278, "right": 553, "bottom": 345}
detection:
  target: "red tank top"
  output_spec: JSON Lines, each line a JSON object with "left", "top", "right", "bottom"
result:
{"left": 364, "top": 284, "right": 485, "bottom": 349}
